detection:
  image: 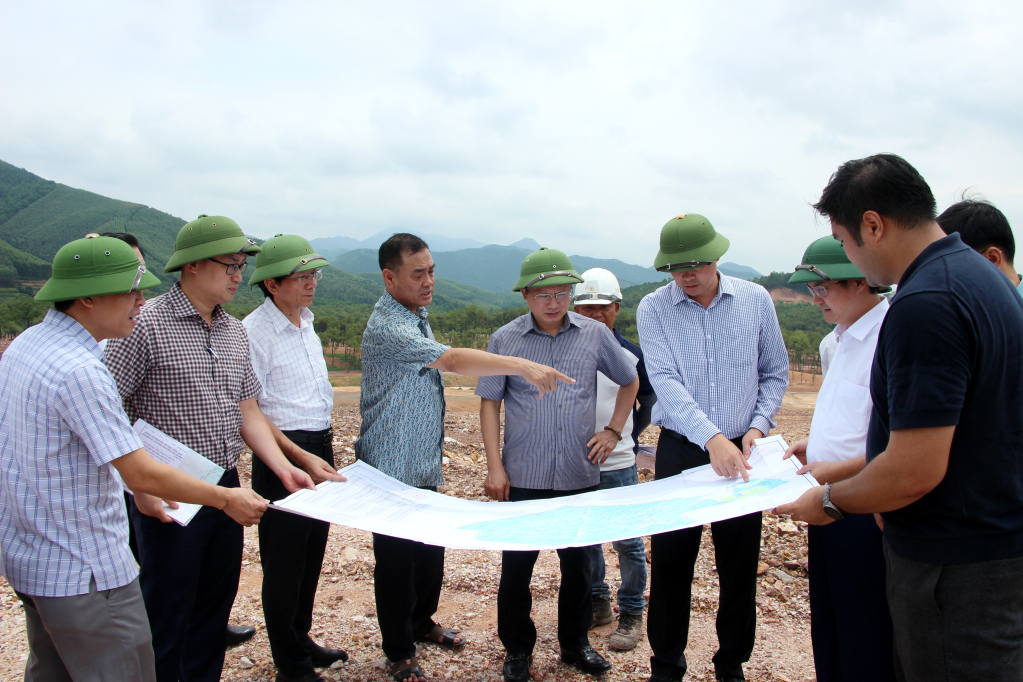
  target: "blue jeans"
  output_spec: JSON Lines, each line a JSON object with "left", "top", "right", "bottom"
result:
{"left": 585, "top": 465, "right": 648, "bottom": 615}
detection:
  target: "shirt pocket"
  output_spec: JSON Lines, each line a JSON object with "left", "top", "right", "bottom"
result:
{"left": 834, "top": 379, "right": 872, "bottom": 434}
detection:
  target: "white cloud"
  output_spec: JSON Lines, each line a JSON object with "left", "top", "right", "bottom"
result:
{"left": 1, "top": 0, "right": 1021, "bottom": 274}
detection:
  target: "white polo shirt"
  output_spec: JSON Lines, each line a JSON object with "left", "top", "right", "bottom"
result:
{"left": 596, "top": 345, "right": 640, "bottom": 472}
{"left": 806, "top": 298, "right": 889, "bottom": 464}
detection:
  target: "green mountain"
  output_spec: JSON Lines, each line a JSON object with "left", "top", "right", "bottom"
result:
{"left": 0, "top": 238, "right": 51, "bottom": 287}
{"left": 0, "top": 161, "right": 184, "bottom": 281}
{"left": 331, "top": 245, "right": 667, "bottom": 293}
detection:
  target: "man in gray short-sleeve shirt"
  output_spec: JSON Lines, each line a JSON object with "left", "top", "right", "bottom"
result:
{"left": 476, "top": 247, "right": 639, "bottom": 682}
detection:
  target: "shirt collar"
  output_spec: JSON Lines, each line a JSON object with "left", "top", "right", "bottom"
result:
{"left": 380, "top": 291, "right": 429, "bottom": 322}
{"left": 521, "top": 311, "right": 579, "bottom": 337}
{"left": 259, "top": 297, "right": 314, "bottom": 332}
{"left": 167, "top": 282, "right": 231, "bottom": 325}
{"left": 42, "top": 309, "right": 103, "bottom": 360}
{"left": 835, "top": 297, "right": 889, "bottom": 343}
{"left": 669, "top": 272, "right": 734, "bottom": 307}
{"left": 897, "top": 233, "right": 972, "bottom": 291}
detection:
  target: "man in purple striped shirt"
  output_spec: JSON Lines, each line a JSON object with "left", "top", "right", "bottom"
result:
{"left": 476, "top": 247, "right": 639, "bottom": 682}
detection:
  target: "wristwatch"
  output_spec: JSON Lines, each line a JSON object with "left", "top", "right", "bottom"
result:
{"left": 822, "top": 483, "right": 847, "bottom": 521}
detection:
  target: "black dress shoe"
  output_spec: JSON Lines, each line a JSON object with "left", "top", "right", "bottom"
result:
{"left": 305, "top": 643, "right": 348, "bottom": 666}
{"left": 502, "top": 652, "right": 532, "bottom": 682}
{"left": 560, "top": 646, "right": 612, "bottom": 675}
{"left": 225, "top": 624, "right": 256, "bottom": 647}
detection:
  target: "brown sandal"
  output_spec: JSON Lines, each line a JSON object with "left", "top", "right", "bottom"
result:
{"left": 386, "top": 656, "right": 425, "bottom": 682}
{"left": 415, "top": 624, "right": 466, "bottom": 649}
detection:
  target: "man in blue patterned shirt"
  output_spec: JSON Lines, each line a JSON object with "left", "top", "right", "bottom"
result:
{"left": 357, "top": 233, "right": 571, "bottom": 682}
{"left": 0, "top": 236, "right": 267, "bottom": 682}
{"left": 637, "top": 214, "right": 788, "bottom": 682}
{"left": 477, "top": 248, "right": 640, "bottom": 682}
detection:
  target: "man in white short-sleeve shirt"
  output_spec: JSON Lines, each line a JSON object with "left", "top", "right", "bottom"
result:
{"left": 783, "top": 236, "right": 896, "bottom": 682}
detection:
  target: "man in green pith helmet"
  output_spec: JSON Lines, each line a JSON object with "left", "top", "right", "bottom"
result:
{"left": 105, "top": 215, "right": 317, "bottom": 682}
{"left": 781, "top": 236, "right": 895, "bottom": 682}
{"left": 476, "top": 247, "right": 640, "bottom": 682}
{"left": 243, "top": 234, "right": 349, "bottom": 682}
{"left": 636, "top": 214, "right": 788, "bottom": 682}
{"left": 0, "top": 236, "right": 268, "bottom": 682}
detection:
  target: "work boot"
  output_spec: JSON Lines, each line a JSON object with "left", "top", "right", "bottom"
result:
{"left": 592, "top": 595, "right": 613, "bottom": 627}
{"left": 608, "top": 612, "right": 643, "bottom": 650}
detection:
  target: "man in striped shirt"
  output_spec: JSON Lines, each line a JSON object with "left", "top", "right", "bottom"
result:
{"left": 477, "top": 248, "right": 640, "bottom": 682}
{"left": 0, "top": 236, "right": 267, "bottom": 682}
{"left": 637, "top": 214, "right": 788, "bottom": 682}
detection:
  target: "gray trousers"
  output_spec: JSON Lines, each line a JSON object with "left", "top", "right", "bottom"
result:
{"left": 885, "top": 540, "right": 1023, "bottom": 682}
{"left": 17, "top": 577, "right": 156, "bottom": 682}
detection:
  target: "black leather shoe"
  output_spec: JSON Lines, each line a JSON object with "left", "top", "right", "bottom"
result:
{"left": 225, "top": 624, "right": 256, "bottom": 647}
{"left": 502, "top": 652, "right": 532, "bottom": 682}
{"left": 647, "top": 675, "right": 681, "bottom": 682}
{"left": 560, "top": 646, "right": 612, "bottom": 675}
{"left": 306, "top": 643, "right": 348, "bottom": 666}
{"left": 716, "top": 677, "right": 745, "bottom": 682}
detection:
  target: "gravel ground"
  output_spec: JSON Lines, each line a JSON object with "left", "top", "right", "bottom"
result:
{"left": 0, "top": 403, "right": 816, "bottom": 682}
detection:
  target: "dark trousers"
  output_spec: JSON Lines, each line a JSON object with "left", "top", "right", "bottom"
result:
{"left": 253, "top": 429, "right": 334, "bottom": 679}
{"left": 130, "top": 468, "right": 243, "bottom": 682}
{"left": 498, "top": 486, "right": 598, "bottom": 656}
{"left": 885, "top": 540, "right": 1023, "bottom": 682}
{"left": 648, "top": 431, "right": 762, "bottom": 680}
{"left": 808, "top": 516, "right": 896, "bottom": 682}
{"left": 373, "top": 487, "right": 445, "bottom": 663}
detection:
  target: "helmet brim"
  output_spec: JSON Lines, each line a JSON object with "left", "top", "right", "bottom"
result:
{"left": 248, "top": 254, "right": 330, "bottom": 286}
{"left": 512, "top": 272, "right": 584, "bottom": 292}
{"left": 164, "top": 236, "right": 262, "bottom": 273}
{"left": 788, "top": 262, "right": 867, "bottom": 284}
{"left": 36, "top": 268, "right": 161, "bottom": 302}
{"left": 654, "top": 233, "right": 730, "bottom": 272}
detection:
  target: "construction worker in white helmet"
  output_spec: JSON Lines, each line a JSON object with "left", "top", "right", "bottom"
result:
{"left": 572, "top": 267, "right": 658, "bottom": 651}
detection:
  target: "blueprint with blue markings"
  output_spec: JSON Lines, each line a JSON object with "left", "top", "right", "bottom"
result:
{"left": 273, "top": 436, "right": 816, "bottom": 551}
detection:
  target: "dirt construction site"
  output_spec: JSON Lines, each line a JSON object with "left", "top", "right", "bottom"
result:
{"left": 0, "top": 372, "right": 823, "bottom": 682}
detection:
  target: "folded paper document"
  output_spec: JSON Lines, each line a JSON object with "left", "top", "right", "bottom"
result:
{"left": 130, "top": 419, "right": 225, "bottom": 526}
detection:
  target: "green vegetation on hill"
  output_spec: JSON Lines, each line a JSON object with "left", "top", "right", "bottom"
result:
{"left": 0, "top": 160, "right": 184, "bottom": 283}
{"left": 0, "top": 238, "right": 50, "bottom": 287}
{"left": 751, "top": 271, "right": 806, "bottom": 296}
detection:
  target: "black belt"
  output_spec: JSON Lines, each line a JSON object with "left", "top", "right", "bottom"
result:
{"left": 281, "top": 428, "right": 333, "bottom": 445}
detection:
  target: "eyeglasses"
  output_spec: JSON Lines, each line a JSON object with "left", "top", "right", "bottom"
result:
{"left": 284, "top": 268, "right": 323, "bottom": 284}
{"left": 129, "top": 265, "right": 146, "bottom": 292}
{"left": 806, "top": 282, "right": 837, "bottom": 298}
{"left": 529, "top": 291, "right": 572, "bottom": 302}
{"left": 208, "top": 257, "right": 248, "bottom": 275}
{"left": 656, "top": 260, "right": 713, "bottom": 273}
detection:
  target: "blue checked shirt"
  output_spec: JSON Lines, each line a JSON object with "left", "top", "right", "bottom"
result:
{"left": 356, "top": 292, "right": 451, "bottom": 487}
{"left": 0, "top": 311, "right": 143, "bottom": 597}
{"left": 636, "top": 276, "right": 788, "bottom": 449}
{"left": 476, "top": 312, "right": 638, "bottom": 491}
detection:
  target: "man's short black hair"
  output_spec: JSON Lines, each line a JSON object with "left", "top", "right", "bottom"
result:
{"left": 99, "top": 232, "right": 146, "bottom": 259}
{"left": 835, "top": 279, "right": 884, "bottom": 296}
{"left": 813, "top": 153, "right": 937, "bottom": 246}
{"left": 379, "top": 233, "right": 429, "bottom": 272}
{"left": 53, "top": 299, "right": 75, "bottom": 313}
{"left": 937, "top": 199, "right": 1015, "bottom": 263}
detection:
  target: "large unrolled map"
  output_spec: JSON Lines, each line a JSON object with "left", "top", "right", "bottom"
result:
{"left": 272, "top": 436, "right": 816, "bottom": 551}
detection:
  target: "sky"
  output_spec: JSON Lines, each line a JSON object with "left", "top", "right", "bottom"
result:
{"left": 2, "top": 1, "right": 1021, "bottom": 274}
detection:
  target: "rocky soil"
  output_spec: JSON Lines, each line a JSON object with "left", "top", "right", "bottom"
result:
{"left": 0, "top": 403, "right": 815, "bottom": 682}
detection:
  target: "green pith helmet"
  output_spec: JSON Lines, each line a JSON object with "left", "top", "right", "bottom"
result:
{"left": 163, "top": 214, "right": 262, "bottom": 273}
{"left": 247, "top": 234, "right": 329, "bottom": 286}
{"left": 653, "top": 213, "right": 730, "bottom": 272}
{"left": 512, "top": 247, "right": 584, "bottom": 292}
{"left": 35, "top": 235, "right": 161, "bottom": 302}
{"left": 789, "top": 236, "right": 868, "bottom": 284}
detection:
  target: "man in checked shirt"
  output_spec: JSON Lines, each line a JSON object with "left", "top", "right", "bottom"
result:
{"left": 636, "top": 214, "right": 788, "bottom": 682}
{"left": 106, "top": 215, "right": 318, "bottom": 682}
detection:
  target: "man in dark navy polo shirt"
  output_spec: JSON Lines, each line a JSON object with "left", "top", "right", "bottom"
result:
{"left": 777, "top": 153, "right": 1023, "bottom": 682}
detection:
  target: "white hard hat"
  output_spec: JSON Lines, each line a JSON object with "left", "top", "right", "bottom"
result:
{"left": 572, "top": 268, "right": 622, "bottom": 306}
